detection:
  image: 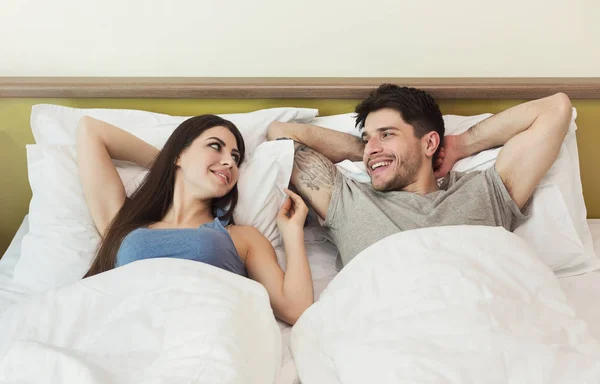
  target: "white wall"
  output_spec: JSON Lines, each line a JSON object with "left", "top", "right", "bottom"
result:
{"left": 1, "top": 0, "right": 598, "bottom": 77}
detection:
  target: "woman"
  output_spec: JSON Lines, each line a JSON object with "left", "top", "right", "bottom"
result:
{"left": 77, "top": 114, "right": 313, "bottom": 325}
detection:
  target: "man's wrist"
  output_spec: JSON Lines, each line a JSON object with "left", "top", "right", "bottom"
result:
{"left": 456, "top": 131, "right": 479, "bottom": 159}
{"left": 276, "top": 136, "right": 306, "bottom": 150}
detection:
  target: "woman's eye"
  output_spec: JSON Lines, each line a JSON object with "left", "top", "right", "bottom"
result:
{"left": 209, "top": 143, "right": 221, "bottom": 151}
{"left": 232, "top": 154, "right": 240, "bottom": 164}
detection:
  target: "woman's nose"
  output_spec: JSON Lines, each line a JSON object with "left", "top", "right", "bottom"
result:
{"left": 221, "top": 154, "right": 234, "bottom": 167}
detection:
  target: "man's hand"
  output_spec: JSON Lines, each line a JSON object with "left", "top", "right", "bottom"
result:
{"left": 434, "top": 135, "right": 464, "bottom": 179}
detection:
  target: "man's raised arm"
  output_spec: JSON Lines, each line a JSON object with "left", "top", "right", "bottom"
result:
{"left": 267, "top": 122, "right": 365, "bottom": 219}
{"left": 439, "top": 93, "right": 572, "bottom": 209}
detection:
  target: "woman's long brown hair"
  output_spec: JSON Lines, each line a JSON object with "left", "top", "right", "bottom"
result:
{"left": 84, "top": 115, "right": 245, "bottom": 278}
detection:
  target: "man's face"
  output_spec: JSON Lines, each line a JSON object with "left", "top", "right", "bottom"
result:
{"left": 362, "top": 108, "right": 424, "bottom": 192}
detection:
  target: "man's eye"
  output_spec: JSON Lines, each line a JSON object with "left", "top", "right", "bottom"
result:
{"left": 382, "top": 132, "right": 391, "bottom": 138}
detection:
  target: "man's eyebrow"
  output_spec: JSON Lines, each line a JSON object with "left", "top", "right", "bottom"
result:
{"left": 206, "top": 137, "right": 240, "bottom": 154}
{"left": 361, "top": 126, "right": 398, "bottom": 140}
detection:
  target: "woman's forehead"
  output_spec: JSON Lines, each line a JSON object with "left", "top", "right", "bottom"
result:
{"left": 199, "top": 126, "right": 238, "bottom": 147}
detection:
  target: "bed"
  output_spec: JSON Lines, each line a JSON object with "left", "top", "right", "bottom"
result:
{"left": 1, "top": 77, "right": 600, "bottom": 383}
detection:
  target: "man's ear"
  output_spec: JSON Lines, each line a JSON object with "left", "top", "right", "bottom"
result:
{"left": 423, "top": 131, "right": 441, "bottom": 157}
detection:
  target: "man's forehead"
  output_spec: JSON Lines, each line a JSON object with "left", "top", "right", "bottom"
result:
{"left": 364, "top": 109, "right": 408, "bottom": 135}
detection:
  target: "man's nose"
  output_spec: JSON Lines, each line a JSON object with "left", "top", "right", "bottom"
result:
{"left": 365, "top": 138, "right": 382, "bottom": 156}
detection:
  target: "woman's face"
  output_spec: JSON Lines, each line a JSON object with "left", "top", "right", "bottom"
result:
{"left": 175, "top": 126, "right": 241, "bottom": 199}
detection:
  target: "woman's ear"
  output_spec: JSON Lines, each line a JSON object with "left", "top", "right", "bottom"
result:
{"left": 423, "top": 131, "right": 441, "bottom": 157}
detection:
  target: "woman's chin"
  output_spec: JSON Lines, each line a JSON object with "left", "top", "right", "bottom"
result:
{"left": 212, "top": 184, "right": 234, "bottom": 198}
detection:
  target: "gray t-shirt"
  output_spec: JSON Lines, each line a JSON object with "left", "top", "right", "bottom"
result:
{"left": 322, "top": 166, "right": 530, "bottom": 268}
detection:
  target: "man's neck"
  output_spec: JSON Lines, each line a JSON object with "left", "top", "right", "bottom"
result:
{"left": 402, "top": 172, "right": 440, "bottom": 195}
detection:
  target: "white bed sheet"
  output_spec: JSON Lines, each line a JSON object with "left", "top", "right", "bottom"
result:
{"left": 558, "top": 219, "right": 600, "bottom": 341}
{"left": 275, "top": 220, "right": 600, "bottom": 384}
{"left": 0, "top": 217, "right": 32, "bottom": 314}
{"left": 3, "top": 218, "right": 600, "bottom": 384}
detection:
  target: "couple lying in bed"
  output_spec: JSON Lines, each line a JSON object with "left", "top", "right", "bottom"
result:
{"left": 78, "top": 84, "right": 572, "bottom": 325}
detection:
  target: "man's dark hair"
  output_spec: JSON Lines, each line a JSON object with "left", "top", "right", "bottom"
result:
{"left": 355, "top": 84, "right": 445, "bottom": 162}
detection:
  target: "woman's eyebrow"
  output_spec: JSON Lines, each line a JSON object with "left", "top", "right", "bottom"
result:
{"left": 206, "top": 137, "right": 239, "bottom": 154}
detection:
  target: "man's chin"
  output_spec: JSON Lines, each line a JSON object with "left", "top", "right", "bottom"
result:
{"left": 371, "top": 176, "right": 406, "bottom": 192}
{"left": 371, "top": 181, "right": 389, "bottom": 192}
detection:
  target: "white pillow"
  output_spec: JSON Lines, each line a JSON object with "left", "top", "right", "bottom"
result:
{"left": 0, "top": 216, "right": 29, "bottom": 280}
{"left": 15, "top": 140, "right": 294, "bottom": 292}
{"left": 445, "top": 110, "right": 597, "bottom": 277}
{"left": 308, "top": 109, "right": 598, "bottom": 276}
{"left": 30, "top": 104, "right": 318, "bottom": 157}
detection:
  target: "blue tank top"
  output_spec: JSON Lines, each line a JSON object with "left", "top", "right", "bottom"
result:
{"left": 115, "top": 217, "right": 247, "bottom": 277}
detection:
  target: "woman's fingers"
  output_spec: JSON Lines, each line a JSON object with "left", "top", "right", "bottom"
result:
{"left": 283, "top": 189, "right": 308, "bottom": 222}
{"left": 278, "top": 196, "right": 292, "bottom": 218}
{"left": 284, "top": 188, "right": 307, "bottom": 211}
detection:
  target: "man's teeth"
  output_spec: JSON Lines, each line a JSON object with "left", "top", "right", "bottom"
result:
{"left": 371, "top": 161, "right": 391, "bottom": 170}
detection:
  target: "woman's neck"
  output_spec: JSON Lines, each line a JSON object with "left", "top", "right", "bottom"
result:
{"left": 160, "top": 204, "right": 213, "bottom": 228}
{"left": 159, "top": 183, "right": 214, "bottom": 229}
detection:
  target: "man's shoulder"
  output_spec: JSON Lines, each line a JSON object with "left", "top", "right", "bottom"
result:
{"left": 331, "top": 171, "right": 397, "bottom": 207}
{"left": 336, "top": 170, "right": 373, "bottom": 192}
{"left": 440, "top": 169, "right": 488, "bottom": 191}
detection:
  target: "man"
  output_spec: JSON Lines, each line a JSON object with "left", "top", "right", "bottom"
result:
{"left": 267, "top": 84, "right": 572, "bottom": 268}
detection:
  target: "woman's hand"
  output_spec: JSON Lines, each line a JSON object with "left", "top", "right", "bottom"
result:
{"left": 243, "top": 189, "right": 313, "bottom": 325}
{"left": 276, "top": 188, "right": 309, "bottom": 237}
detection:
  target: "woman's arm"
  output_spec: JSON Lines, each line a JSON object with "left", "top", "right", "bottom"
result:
{"left": 240, "top": 189, "right": 313, "bottom": 325}
{"left": 76, "top": 116, "right": 159, "bottom": 237}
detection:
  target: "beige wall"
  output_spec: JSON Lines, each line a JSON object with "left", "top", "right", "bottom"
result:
{"left": 1, "top": 0, "right": 598, "bottom": 77}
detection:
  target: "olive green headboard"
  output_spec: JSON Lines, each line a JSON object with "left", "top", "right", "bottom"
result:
{"left": 1, "top": 77, "right": 599, "bottom": 255}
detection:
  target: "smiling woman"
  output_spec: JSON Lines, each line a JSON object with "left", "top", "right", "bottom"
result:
{"left": 172, "top": 126, "right": 242, "bottom": 204}
{"left": 75, "top": 114, "right": 313, "bottom": 326}
{"left": 77, "top": 115, "right": 245, "bottom": 275}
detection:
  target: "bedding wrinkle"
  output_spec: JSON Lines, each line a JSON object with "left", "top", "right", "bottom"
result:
{"left": 291, "top": 226, "right": 600, "bottom": 384}
{"left": 0, "top": 259, "right": 281, "bottom": 383}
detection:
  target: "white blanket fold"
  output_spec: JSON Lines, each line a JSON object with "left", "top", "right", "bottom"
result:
{"left": 291, "top": 226, "right": 600, "bottom": 384}
{"left": 0, "top": 259, "right": 281, "bottom": 384}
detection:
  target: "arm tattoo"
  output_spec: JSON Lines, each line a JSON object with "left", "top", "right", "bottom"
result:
{"left": 293, "top": 145, "right": 335, "bottom": 192}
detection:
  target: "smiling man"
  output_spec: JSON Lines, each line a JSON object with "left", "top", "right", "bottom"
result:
{"left": 267, "top": 84, "right": 573, "bottom": 268}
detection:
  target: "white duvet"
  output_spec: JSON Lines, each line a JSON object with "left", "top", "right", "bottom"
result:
{"left": 0, "top": 258, "right": 281, "bottom": 384}
{"left": 291, "top": 226, "right": 600, "bottom": 384}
